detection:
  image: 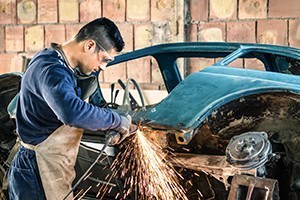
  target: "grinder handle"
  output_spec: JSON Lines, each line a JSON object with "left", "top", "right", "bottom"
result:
{"left": 106, "top": 131, "right": 121, "bottom": 146}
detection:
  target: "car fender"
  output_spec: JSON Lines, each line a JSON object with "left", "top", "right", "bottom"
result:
{"left": 144, "top": 66, "right": 300, "bottom": 130}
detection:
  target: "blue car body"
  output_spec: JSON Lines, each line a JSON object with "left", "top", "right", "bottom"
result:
{"left": 144, "top": 65, "right": 300, "bottom": 130}
{"left": 2, "top": 42, "right": 300, "bottom": 199}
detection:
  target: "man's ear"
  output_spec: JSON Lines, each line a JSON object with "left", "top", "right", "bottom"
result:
{"left": 84, "top": 40, "right": 96, "bottom": 53}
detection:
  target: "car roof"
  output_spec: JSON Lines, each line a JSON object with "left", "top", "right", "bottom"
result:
{"left": 108, "top": 42, "right": 300, "bottom": 92}
{"left": 110, "top": 42, "right": 300, "bottom": 64}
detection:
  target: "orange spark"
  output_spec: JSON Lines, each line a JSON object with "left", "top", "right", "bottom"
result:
{"left": 112, "top": 128, "right": 188, "bottom": 200}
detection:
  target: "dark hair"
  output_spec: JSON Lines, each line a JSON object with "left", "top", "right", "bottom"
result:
{"left": 74, "top": 17, "right": 125, "bottom": 52}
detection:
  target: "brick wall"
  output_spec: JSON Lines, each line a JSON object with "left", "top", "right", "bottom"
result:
{"left": 186, "top": 0, "right": 300, "bottom": 46}
{"left": 185, "top": 0, "right": 300, "bottom": 73}
{"left": 0, "top": 0, "right": 184, "bottom": 83}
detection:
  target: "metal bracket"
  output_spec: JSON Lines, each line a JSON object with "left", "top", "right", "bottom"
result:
{"left": 228, "top": 174, "right": 279, "bottom": 200}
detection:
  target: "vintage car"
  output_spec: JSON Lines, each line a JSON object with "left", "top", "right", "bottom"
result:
{"left": 1, "top": 42, "right": 300, "bottom": 199}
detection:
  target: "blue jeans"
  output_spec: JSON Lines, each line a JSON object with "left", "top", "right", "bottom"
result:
{"left": 8, "top": 145, "right": 46, "bottom": 200}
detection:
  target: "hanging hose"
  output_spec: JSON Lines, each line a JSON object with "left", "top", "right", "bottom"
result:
{"left": 119, "top": 78, "right": 145, "bottom": 112}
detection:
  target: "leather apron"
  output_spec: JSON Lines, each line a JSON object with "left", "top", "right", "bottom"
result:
{"left": 18, "top": 43, "right": 97, "bottom": 199}
{"left": 21, "top": 125, "right": 84, "bottom": 200}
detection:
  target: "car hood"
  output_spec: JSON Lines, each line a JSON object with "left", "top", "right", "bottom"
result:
{"left": 142, "top": 66, "right": 300, "bottom": 130}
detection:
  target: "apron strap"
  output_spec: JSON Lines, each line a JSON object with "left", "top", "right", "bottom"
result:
{"left": 2, "top": 138, "right": 21, "bottom": 190}
{"left": 20, "top": 140, "right": 36, "bottom": 151}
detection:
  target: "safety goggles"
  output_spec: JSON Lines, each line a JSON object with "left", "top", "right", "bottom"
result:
{"left": 94, "top": 40, "right": 115, "bottom": 64}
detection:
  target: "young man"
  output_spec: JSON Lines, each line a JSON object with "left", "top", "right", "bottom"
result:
{"left": 8, "top": 17, "right": 133, "bottom": 200}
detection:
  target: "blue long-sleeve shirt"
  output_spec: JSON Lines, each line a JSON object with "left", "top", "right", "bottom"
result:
{"left": 16, "top": 47, "right": 122, "bottom": 145}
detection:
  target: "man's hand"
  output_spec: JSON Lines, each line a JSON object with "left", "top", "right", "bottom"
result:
{"left": 117, "top": 114, "right": 132, "bottom": 135}
{"left": 106, "top": 131, "right": 121, "bottom": 146}
{"left": 108, "top": 114, "right": 137, "bottom": 145}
